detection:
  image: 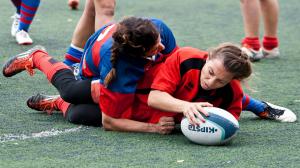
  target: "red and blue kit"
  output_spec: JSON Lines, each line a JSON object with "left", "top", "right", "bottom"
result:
{"left": 78, "top": 18, "right": 178, "bottom": 118}
{"left": 150, "top": 47, "right": 244, "bottom": 121}
{"left": 106, "top": 47, "right": 244, "bottom": 124}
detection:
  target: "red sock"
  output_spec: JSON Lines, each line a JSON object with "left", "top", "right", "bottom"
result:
{"left": 263, "top": 36, "right": 278, "bottom": 50}
{"left": 55, "top": 97, "right": 70, "bottom": 117}
{"left": 242, "top": 37, "right": 261, "bottom": 51}
{"left": 32, "top": 51, "right": 70, "bottom": 82}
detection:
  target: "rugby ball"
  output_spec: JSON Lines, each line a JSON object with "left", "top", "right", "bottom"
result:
{"left": 181, "top": 107, "right": 239, "bottom": 145}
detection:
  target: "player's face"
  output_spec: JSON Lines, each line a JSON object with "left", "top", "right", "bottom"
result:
{"left": 200, "top": 58, "right": 234, "bottom": 90}
{"left": 145, "top": 36, "right": 165, "bottom": 57}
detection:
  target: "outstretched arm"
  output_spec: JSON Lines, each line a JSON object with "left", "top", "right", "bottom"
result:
{"left": 148, "top": 90, "right": 212, "bottom": 125}
{"left": 102, "top": 112, "right": 175, "bottom": 135}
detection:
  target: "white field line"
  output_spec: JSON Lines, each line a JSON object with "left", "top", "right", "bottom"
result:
{"left": 0, "top": 126, "right": 82, "bottom": 143}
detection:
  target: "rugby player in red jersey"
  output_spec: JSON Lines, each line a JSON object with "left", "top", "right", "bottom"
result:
{"left": 101, "top": 44, "right": 249, "bottom": 133}
{"left": 148, "top": 45, "right": 250, "bottom": 125}
{"left": 99, "top": 44, "right": 296, "bottom": 134}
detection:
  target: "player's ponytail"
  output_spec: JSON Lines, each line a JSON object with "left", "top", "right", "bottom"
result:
{"left": 104, "top": 47, "right": 117, "bottom": 87}
{"left": 104, "top": 68, "right": 116, "bottom": 87}
{"left": 104, "top": 17, "right": 159, "bottom": 86}
{"left": 208, "top": 43, "right": 252, "bottom": 80}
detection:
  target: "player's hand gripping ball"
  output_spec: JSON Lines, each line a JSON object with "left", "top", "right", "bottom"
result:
{"left": 181, "top": 107, "right": 239, "bottom": 145}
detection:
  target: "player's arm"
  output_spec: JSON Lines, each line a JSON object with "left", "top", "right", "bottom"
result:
{"left": 148, "top": 49, "right": 211, "bottom": 125}
{"left": 99, "top": 82, "right": 175, "bottom": 134}
{"left": 148, "top": 90, "right": 212, "bottom": 125}
{"left": 102, "top": 112, "right": 175, "bottom": 135}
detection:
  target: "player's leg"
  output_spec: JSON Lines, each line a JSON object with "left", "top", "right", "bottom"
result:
{"left": 240, "top": 0, "right": 263, "bottom": 61}
{"left": 260, "top": 0, "right": 280, "bottom": 58}
{"left": 51, "top": 69, "right": 96, "bottom": 104}
{"left": 11, "top": 0, "right": 21, "bottom": 37}
{"left": 11, "top": 0, "right": 21, "bottom": 13}
{"left": 64, "top": 0, "right": 95, "bottom": 66}
{"left": 16, "top": 0, "right": 41, "bottom": 45}
{"left": 66, "top": 104, "right": 102, "bottom": 126}
{"left": 2, "top": 46, "right": 94, "bottom": 104}
{"left": 242, "top": 94, "right": 297, "bottom": 122}
{"left": 27, "top": 94, "right": 102, "bottom": 126}
{"left": 93, "top": 0, "right": 115, "bottom": 30}
{"left": 64, "top": 0, "right": 115, "bottom": 66}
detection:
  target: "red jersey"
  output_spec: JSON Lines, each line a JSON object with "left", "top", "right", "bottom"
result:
{"left": 104, "top": 47, "right": 243, "bottom": 123}
{"left": 151, "top": 47, "right": 243, "bottom": 120}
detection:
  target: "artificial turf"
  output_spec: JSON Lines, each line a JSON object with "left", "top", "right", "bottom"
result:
{"left": 0, "top": 0, "right": 299, "bottom": 167}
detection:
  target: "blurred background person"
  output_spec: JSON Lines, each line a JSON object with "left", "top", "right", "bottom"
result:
{"left": 10, "top": 0, "right": 41, "bottom": 45}
{"left": 64, "top": 0, "right": 116, "bottom": 66}
{"left": 240, "top": 0, "right": 280, "bottom": 62}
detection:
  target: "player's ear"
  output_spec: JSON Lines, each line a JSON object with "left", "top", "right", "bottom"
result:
{"left": 206, "top": 56, "right": 213, "bottom": 63}
{"left": 206, "top": 54, "right": 212, "bottom": 61}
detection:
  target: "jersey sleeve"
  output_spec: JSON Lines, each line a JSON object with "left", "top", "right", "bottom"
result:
{"left": 151, "top": 51, "right": 181, "bottom": 94}
{"left": 225, "top": 80, "right": 244, "bottom": 120}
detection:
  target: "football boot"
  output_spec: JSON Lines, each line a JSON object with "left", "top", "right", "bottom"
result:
{"left": 241, "top": 44, "right": 263, "bottom": 62}
{"left": 15, "top": 30, "right": 33, "bottom": 45}
{"left": 262, "top": 47, "right": 280, "bottom": 59}
{"left": 27, "top": 94, "right": 60, "bottom": 115}
{"left": 258, "top": 102, "right": 297, "bottom": 122}
{"left": 2, "top": 45, "right": 46, "bottom": 77}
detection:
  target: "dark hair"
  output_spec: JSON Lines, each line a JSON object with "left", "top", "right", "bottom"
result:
{"left": 208, "top": 43, "right": 252, "bottom": 80}
{"left": 104, "top": 17, "right": 159, "bottom": 86}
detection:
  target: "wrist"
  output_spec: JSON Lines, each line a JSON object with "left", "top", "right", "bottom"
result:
{"left": 147, "top": 123, "right": 159, "bottom": 133}
{"left": 178, "top": 101, "right": 189, "bottom": 113}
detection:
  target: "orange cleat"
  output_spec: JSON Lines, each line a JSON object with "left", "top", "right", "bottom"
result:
{"left": 27, "top": 94, "right": 60, "bottom": 115}
{"left": 2, "top": 45, "right": 46, "bottom": 77}
{"left": 68, "top": 0, "right": 79, "bottom": 10}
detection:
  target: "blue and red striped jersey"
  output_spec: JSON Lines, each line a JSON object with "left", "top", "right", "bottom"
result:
{"left": 77, "top": 18, "right": 178, "bottom": 117}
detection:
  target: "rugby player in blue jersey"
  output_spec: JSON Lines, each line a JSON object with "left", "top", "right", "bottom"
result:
{"left": 3, "top": 17, "right": 178, "bottom": 129}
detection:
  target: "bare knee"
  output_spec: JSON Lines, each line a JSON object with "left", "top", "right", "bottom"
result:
{"left": 83, "top": 0, "right": 96, "bottom": 18}
{"left": 94, "top": 0, "right": 116, "bottom": 17}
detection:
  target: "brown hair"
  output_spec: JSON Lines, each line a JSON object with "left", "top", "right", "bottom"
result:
{"left": 104, "top": 17, "right": 159, "bottom": 86}
{"left": 208, "top": 42, "right": 252, "bottom": 80}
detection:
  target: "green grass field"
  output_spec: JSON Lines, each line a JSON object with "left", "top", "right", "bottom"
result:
{"left": 1, "top": 0, "right": 300, "bottom": 167}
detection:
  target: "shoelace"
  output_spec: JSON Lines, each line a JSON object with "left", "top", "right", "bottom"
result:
{"left": 264, "top": 105, "right": 284, "bottom": 119}
{"left": 42, "top": 102, "right": 56, "bottom": 115}
{"left": 11, "top": 15, "right": 20, "bottom": 25}
{"left": 16, "top": 55, "right": 35, "bottom": 76}
{"left": 30, "top": 97, "right": 57, "bottom": 115}
{"left": 24, "top": 57, "right": 35, "bottom": 76}
{"left": 13, "top": 19, "right": 19, "bottom": 26}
